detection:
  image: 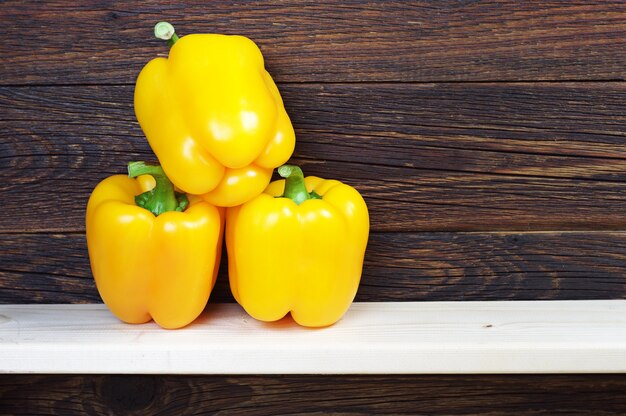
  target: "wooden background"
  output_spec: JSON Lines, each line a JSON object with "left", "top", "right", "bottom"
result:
{"left": 1, "top": 1, "right": 626, "bottom": 414}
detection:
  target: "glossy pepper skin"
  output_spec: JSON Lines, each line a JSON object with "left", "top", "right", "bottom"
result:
{"left": 226, "top": 165, "right": 369, "bottom": 327}
{"left": 86, "top": 163, "right": 224, "bottom": 329}
{"left": 134, "top": 22, "right": 295, "bottom": 207}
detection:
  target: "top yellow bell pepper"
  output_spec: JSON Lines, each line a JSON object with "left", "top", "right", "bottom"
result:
{"left": 134, "top": 22, "right": 295, "bottom": 207}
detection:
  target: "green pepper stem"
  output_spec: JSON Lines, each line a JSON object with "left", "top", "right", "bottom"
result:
{"left": 154, "top": 21, "right": 179, "bottom": 47}
{"left": 278, "top": 164, "right": 321, "bottom": 205}
{"left": 128, "top": 161, "right": 188, "bottom": 216}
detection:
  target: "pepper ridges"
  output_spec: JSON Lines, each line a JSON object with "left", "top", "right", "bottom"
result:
{"left": 86, "top": 162, "right": 224, "bottom": 329}
{"left": 134, "top": 22, "right": 296, "bottom": 207}
{"left": 226, "top": 164, "right": 370, "bottom": 327}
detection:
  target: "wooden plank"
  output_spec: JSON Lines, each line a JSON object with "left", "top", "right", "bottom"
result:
{"left": 1, "top": 301, "right": 626, "bottom": 374}
{"left": 2, "top": 374, "right": 626, "bottom": 416}
{"left": 2, "top": 83, "right": 626, "bottom": 233}
{"left": 1, "top": 1, "right": 625, "bottom": 84}
{"left": 1, "top": 232, "right": 625, "bottom": 304}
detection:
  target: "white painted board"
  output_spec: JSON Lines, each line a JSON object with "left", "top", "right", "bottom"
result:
{"left": 0, "top": 300, "right": 625, "bottom": 374}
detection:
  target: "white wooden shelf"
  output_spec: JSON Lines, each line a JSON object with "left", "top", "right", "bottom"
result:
{"left": 1, "top": 300, "right": 625, "bottom": 374}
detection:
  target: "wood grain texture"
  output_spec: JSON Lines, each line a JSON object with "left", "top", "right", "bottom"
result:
{"left": 3, "top": 301, "right": 626, "bottom": 374}
{"left": 1, "top": 1, "right": 625, "bottom": 84}
{"left": 0, "top": 0, "right": 625, "bottom": 410}
{"left": 1, "top": 232, "right": 624, "bottom": 304}
{"left": 1, "top": 374, "right": 626, "bottom": 415}
{"left": 2, "top": 83, "right": 626, "bottom": 233}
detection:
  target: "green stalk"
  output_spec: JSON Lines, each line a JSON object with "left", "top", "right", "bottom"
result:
{"left": 128, "top": 162, "right": 188, "bottom": 216}
{"left": 154, "top": 21, "right": 180, "bottom": 47}
{"left": 278, "top": 165, "right": 321, "bottom": 205}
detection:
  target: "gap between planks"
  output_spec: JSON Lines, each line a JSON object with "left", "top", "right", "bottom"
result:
{"left": 1, "top": 80, "right": 625, "bottom": 88}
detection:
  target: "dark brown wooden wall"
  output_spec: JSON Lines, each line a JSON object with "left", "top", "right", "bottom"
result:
{"left": 1, "top": 1, "right": 626, "bottom": 414}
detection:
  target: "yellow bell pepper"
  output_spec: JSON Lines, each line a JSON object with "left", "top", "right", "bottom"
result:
{"left": 86, "top": 162, "right": 224, "bottom": 329}
{"left": 134, "top": 22, "right": 295, "bottom": 207}
{"left": 226, "top": 165, "right": 369, "bottom": 327}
